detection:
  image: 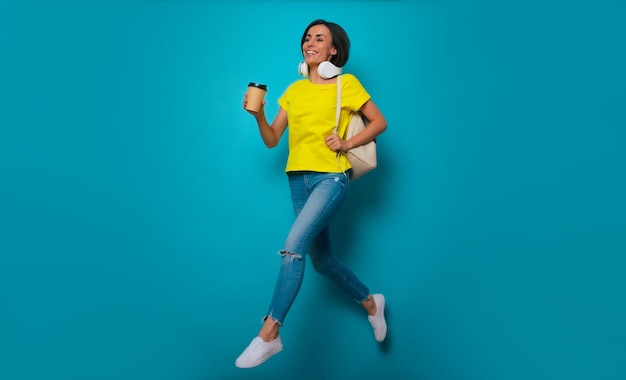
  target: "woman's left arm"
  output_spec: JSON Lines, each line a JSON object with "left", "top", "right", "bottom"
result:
{"left": 348, "top": 99, "right": 387, "bottom": 150}
{"left": 325, "top": 99, "right": 387, "bottom": 153}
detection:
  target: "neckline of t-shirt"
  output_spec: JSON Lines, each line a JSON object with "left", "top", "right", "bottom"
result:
{"left": 305, "top": 79, "right": 338, "bottom": 86}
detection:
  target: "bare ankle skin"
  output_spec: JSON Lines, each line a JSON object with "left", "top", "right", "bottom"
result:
{"left": 361, "top": 294, "right": 377, "bottom": 316}
{"left": 258, "top": 317, "right": 280, "bottom": 342}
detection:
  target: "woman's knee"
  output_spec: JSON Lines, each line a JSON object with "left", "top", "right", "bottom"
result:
{"left": 279, "top": 250, "right": 303, "bottom": 262}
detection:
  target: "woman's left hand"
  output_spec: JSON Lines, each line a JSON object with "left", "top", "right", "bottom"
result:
{"left": 325, "top": 134, "right": 350, "bottom": 152}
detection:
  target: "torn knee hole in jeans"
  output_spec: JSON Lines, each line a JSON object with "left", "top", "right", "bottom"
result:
{"left": 279, "top": 250, "right": 302, "bottom": 261}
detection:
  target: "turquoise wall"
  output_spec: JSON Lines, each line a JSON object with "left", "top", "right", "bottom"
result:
{"left": 1, "top": 1, "right": 624, "bottom": 379}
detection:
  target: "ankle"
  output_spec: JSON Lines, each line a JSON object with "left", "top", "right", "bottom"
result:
{"left": 362, "top": 295, "right": 377, "bottom": 316}
{"left": 258, "top": 318, "right": 280, "bottom": 342}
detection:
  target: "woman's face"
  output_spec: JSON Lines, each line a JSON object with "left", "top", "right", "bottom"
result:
{"left": 302, "top": 24, "right": 337, "bottom": 66}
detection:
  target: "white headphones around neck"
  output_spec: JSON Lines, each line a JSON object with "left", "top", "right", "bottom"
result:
{"left": 298, "top": 60, "right": 342, "bottom": 79}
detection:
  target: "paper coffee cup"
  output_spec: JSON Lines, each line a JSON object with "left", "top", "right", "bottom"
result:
{"left": 245, "top": 83, "right": 267, "bottom": 112}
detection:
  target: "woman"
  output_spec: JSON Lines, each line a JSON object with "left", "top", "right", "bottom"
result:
{"left": 235, "top": 19, "right": 388, "bottom": 369}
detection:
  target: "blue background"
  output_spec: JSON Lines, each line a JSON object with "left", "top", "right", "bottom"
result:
{"left": 1, "top": 1, "right": 624, "bottom": 379}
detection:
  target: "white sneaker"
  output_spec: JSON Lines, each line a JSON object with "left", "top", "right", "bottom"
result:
{"left": 368, "top": 294, "right": 387, "bottom": 342}
{"left": 235, "top": 336, "right": 283, "bottom": 368}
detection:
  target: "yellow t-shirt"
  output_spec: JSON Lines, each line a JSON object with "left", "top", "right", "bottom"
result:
{"left": 278, "top": 74, "right": 371, "bottom": 173}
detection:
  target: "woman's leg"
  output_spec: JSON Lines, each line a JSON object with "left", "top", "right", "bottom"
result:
{"left": 236, "top": 172, "right": 351, "bottom": 368}
{"left": 263, "top": 172, "right": 350, "bottom": 327}
{"left": 309, "top": 227, "right": 370, "bottom": 302}
{"left": 308, "top": 203, "right": 387, "bottom": 342}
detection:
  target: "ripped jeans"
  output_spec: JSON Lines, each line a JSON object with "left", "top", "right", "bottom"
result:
{"left": 264, "top": 171, "right": 370, "bottom": 325}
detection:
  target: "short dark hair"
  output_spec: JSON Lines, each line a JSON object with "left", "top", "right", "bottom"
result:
{"left": 300, "top": 19, "right": 350, "bottom": 67}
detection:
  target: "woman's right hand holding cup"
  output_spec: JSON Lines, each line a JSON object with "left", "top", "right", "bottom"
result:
{"left": 243, "top": 92, "right": 266, "bottom": 116}
{"left": 244, "top": 83, "right": 267, "bottom": 115}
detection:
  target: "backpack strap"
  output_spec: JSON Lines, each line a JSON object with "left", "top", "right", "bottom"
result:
{"left": 333, "top": 75, "right": 342, "bottom": 135}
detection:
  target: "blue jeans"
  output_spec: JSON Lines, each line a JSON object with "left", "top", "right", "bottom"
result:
{"left": 265, "top": 171, "right": 370, "bottom": 325}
